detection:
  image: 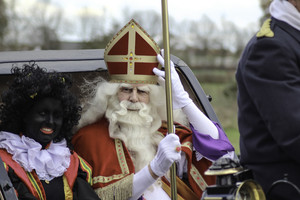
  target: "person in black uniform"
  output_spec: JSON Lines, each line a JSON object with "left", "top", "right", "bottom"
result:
{"left": 236, "top": 0, "right": 300, "bottom": 199}
{"left": 0, "top": 63, "right": 100, "bottom": 199}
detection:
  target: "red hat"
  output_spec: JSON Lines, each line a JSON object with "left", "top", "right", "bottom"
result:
{"left": 104, "top": 19, "right": 161, "bottom": 84}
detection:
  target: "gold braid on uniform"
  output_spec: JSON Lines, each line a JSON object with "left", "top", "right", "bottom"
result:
{"left": 256, "top": 18, "right": 274, "bottom": 38}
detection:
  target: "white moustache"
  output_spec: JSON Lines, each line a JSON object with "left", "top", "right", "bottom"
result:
{"left": 123, "top": 101, "right": 143, "bottom": 111}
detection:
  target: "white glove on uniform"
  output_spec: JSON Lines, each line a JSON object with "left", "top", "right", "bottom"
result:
{"left": 150, "top": 134, "right": 181, "bottom": 177}
{"left": 153, "top": 54, "right": 193, "bottom": 110}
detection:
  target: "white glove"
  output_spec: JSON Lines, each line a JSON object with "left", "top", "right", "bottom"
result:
{"left": 183, "top": 102, "right": 219, "bottom": 139}
{"left": 150, "top": 134, "right": 181, "bottom": 177}
{"left": 153, "top": 53, "right": 193, "bottom": 109}
{"left": 130, "top": 165, "right": 156, "bottom": 200}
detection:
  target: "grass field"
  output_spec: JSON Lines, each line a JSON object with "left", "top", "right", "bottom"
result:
{"left": 224, "top": 128, "right": 240, "bottom": 154}
{"left": 200, "top": 80, "right": 240, "bottom": 155}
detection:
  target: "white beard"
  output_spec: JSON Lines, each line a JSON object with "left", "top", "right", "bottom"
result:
{"left": 105, "top": 96, "right": 163, "bottom": 172}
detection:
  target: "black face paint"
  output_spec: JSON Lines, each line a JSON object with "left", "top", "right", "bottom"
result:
{"left": 23, "top": 97, "right": 63, "bottom": 148}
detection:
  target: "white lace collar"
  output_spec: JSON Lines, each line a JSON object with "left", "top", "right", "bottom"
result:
{"left": 270, "top": 0, "right": 300, "bottom": 31}
{"left": 0, "top": 131, "right": 71, "bottom": 181}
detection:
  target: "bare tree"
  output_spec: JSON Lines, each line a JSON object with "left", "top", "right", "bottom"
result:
{"left": 3, "top": 0, "right": 65, "bottom": 50}
{"left": 260, "top": 0, "right": 272, "bottom": 24}
{"left": 0, "top": 0, "right": 8, "bottom": 49}
{"left": 130, "top": 10, "right": 162, "bottom": 39}
{"left": 3, "top": 0, "right": 24, "bottom": 50}
{"left": 78, "top": 6, "right": 108, "bottom": 42}
{"left": 188, "top": 15, "right": 218, "bottom": 55}
{"left": 24, "top": 0, "right": 63, "bottom": 49}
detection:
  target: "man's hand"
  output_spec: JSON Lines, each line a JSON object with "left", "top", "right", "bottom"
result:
{"left": 153, "top": 53, "right": 192, "bottom": 109}
{"left": 149, "top": 134, "right": 181, "bottom": 177}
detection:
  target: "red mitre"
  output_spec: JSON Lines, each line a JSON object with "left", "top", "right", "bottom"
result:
{"left": 104, "top": 19, "right": 161, "bottom": 84}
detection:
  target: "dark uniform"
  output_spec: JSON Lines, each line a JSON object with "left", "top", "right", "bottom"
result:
{"left": 236, "top": 17, "right": 300, "bottom": 200}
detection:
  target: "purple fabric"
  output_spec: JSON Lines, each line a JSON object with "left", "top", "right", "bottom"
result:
{"left": 191, "top": 122, "right": 234, "bottom": 161}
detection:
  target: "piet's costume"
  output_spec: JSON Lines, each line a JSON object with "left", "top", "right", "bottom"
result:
{"left": 0, "top": 131, "right": 97, "bottom": 200}
{"left": 73, "top": 118, "right": 233, "bottom": 199}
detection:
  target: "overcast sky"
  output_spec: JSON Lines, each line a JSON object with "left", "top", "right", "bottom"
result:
{"left": 50, "top": 0, "right": 262, "bottom": 26}
{"left": 10, "top": 0, "right": 263, "bottom": 41}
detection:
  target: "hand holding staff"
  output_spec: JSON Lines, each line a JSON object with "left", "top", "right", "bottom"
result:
{"left": 161, "top": 0, "right": 177, "bottom": 199}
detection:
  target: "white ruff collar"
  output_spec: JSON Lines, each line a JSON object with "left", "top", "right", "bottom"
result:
{"left": 270, "top": 0, "right": 300, "bottom": 31}
{"left": 0, "top": 131, "right": 71, "bottom": 181}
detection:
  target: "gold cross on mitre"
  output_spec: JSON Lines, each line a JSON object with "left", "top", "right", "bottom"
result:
{"left": 104, "top": 19, "right": 161, "bottom": 84}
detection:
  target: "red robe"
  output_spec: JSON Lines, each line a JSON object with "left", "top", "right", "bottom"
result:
{"left": 72, "top": 117, "right": 216, "bottom": 199}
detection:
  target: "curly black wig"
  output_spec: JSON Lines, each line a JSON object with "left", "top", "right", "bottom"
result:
{"left": 0, "top": 63, "right": 81, "bottom": 148}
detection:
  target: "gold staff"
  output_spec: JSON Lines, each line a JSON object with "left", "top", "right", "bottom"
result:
{"left": 161, "top": 0, "right": 177, "bottom": 199}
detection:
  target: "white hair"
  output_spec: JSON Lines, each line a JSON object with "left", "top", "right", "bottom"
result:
{"left": 106, "top": 96, "right": 164, "bottom": 171}
{"left": 76, "top": 77, "right": 189, "bottom": 186}
{"left": 77, "top": 78, "right": 170, "bottom": 129}
{"left": 77, "top": 78, "right": 189, "bottom": 130}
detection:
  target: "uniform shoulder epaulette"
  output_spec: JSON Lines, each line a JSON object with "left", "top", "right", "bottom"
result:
{"left": 256, "top": 18, "right": 274, "bottom": 38}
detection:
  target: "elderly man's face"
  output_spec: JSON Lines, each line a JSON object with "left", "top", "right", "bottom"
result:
{"left": 117, "top": 83, "right": 150, "bottom": 105}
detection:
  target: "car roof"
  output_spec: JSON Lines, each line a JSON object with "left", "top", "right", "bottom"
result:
{"left": 0, "top": 49, "right": 222, "bottom": 126}
{"left": 0, "top": 49, "right": 106, "bottom": 74}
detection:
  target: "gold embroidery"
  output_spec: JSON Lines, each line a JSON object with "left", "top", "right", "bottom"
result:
{"left": 63, "top": 175, "right": 73, "bottom": 200}
{"left": 104, "top": 19, "right": 161, "bottom": 84}
{"left": 190, "top": 164, "right": 207, "bottom": 191}
{"left": 181, "top": 141, "right": 193, "bottom": 151}
{"left": 115, "top": 139, "right": 130, "bottom": 174}
{"left": 93, "top": 139, "right": 130, "bottom": 185}
{"left": 94, "top": 174, "right": 134, "bottom": 200}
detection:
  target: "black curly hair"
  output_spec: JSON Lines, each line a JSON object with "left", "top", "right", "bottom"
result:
{"left": 0, "top": 63, "right": 81, "bottom": 148}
